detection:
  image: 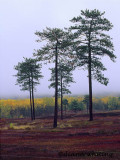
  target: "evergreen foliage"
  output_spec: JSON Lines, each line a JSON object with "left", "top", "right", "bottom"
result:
{"left": 14, "top": 58, "right": 43, "bottom": 120}
{"left": 49, "top": 63, "right": 75, "bottom": 119}
{"left": 83, "top": 95, "right": 89, "bottom": 113}
{"left": 68, "top": 99, "right": 84, "bottom": 112}
{"left": 70, "top": 9, "right": 116, "bottom": 121}
{"left": 34, "top": 27, "right": 72, "bottom": 127}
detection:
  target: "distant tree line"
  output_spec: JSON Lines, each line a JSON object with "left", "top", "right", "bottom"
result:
{"left": 14, "top": 9, "right": 116, "bottom": 128}
{"left": 0, "top": 97, "right": 120, "bottom": 118}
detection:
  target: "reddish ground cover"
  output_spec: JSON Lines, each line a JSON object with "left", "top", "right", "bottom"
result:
{"left": 0, "top": 111, "right": 120, "bottom": 160}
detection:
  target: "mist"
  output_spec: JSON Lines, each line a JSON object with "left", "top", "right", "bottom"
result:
{"left": 0, "top": 0, "right": 120, "bottom": 99}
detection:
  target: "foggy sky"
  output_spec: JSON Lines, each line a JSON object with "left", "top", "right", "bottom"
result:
{"left": 0, "top": 0, "right": 120, "bottom": 98}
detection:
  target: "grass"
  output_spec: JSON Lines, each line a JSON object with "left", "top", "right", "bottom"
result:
{"left": 8, "top": 122, "right": 35, "bottom": 130}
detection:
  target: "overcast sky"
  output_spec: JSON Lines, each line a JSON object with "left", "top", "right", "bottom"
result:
{"left": 0, "top": 0, "right": 120, "bottom": 98}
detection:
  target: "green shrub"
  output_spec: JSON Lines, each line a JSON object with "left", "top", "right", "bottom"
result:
{"left": 9, "top": 123, "right": 14, "bottom": 129}
{"left": 68, "top": 100, "right": 85, "bottom": 112}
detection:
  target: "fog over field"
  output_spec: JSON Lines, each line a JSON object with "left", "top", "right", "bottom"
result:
{"left": 0, "top": 0, "right": 120, "bottom": 98}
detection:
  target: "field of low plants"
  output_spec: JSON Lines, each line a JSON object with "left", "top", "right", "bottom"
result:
{"left": 1, "top": 97, "right": 120, "bottom": 159}
{"left": 0, "top": 110, "right": 120, "bottom": 160}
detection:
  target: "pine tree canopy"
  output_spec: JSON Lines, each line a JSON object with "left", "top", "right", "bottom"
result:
{"left": 14, "top": 58, "right": 43, "bottom": 91}
{"left": 34, "top": 27, "right": 73, "bottom": 64}
{"left": 49, "top": 63, "right": 75, "bottom": 95}
{"left": 70, "top": 9, "right": 116, "bottom": 85}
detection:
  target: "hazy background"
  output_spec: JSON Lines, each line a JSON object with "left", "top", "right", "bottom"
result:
{"left": 0, "top": 0, "right": 120, "bottom": 98}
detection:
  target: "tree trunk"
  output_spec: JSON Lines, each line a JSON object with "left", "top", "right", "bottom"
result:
{"left": 60, "top": 74, "right": 63, "bottom": 120}
{"left": 32, "top": 89, "right": 35, "bottom": 120}
{"left": 65, "top": 105, "right": 67, "bottom": 117}
{"left": 88, "top": 66, "right": 93, "bottom": 121}
{"left": 29, "top": 78, "right": 33, "bottom": 120}
{"left": 87, "top": 102, "right": 89, "bottom": 114}
{"left": 88, "top": 31, "right": 93, "bottom": 121}
{"left": 53, "top": 44, "right": 58, "bottom": 128}
{"left": 32, "top": 77, "right": 35, "bottom": 120}
{"left": 30, "top": 88, "right": 33, "bottom": 120}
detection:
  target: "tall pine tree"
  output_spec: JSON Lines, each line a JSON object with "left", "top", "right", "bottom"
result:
{"left": 70, "top": 9, "right": 116, "bottom": 121}
{"left": 14, "top": 58, "right": 43, "bottom": 120}
{"left": 34, "top": 27, "right": 71, "bottom": 127}
{"left": 49, "top": 63, "right": 75, "bottom": 120}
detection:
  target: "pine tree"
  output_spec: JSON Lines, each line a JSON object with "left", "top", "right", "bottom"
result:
{"left": 14, "top": 58, "right": 43, "bottom": 120}
{"left": 70, "top": 9, "right": 116, "bottom": 121}
{"left": 83, "top": 95, "right": 89, "bottom": 114}
{"left": 49, "top": 63, "right": 75, "bottom": 120}
{"left": 62, "top": 99, "right": 69, "bottom": 116}
{"left": 34, "top": 27, "right": 71, "bottom": 127}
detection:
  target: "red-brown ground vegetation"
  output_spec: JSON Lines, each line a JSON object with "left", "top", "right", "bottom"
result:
{"left": 0, "top": 111, "right": 120, "bottom": 160}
